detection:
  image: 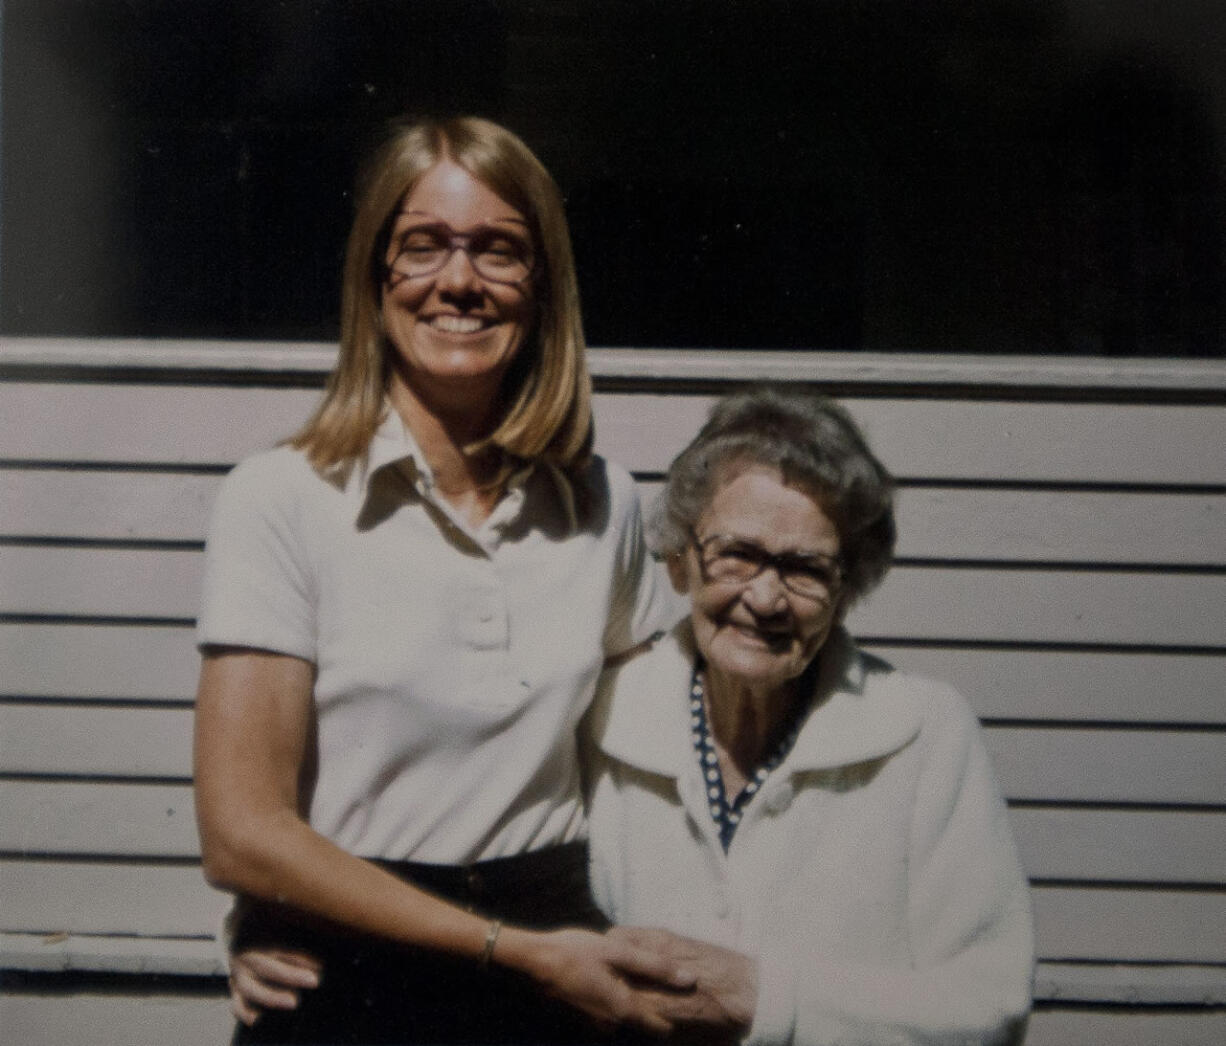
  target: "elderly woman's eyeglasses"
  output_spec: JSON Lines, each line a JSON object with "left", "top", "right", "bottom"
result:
{"left": 689, "top": 529, "right": 843, "bottom": 603}
{"left": 387, "top": 220, "right": 535, "bottom": 286}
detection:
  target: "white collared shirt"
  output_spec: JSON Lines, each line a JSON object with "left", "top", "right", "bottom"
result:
{"left": 198, "top": 410, "right": 683, "bottom": 862}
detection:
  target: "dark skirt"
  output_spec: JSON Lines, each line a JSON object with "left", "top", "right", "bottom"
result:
{"left": 230, "top": 841, "right": 615, "bottom": 1045}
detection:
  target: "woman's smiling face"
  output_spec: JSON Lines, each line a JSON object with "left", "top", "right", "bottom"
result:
{"left": 671, "top": 464, "right": 844, "bottom": 693}
{"left": 381, "top": 160, "right": 536, "bottom": 412}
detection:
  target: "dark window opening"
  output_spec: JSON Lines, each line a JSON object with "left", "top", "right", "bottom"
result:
{"left": 2, "top": 0, "right": 1223, "bottom": 355}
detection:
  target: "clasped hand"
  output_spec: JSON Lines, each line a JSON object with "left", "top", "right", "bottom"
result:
{"left": 607, "top": 926, "right": 758, "bottom": 1039}
{"left": 514, "top": 925, "right": 757, "bottom": 1040}
{"left": 229, "top": 925, "right": 757, "bottom": 1040}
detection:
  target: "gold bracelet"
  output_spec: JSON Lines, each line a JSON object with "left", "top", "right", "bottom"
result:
{"left": 479, "top": 919, "right": 502, "bottom": 968}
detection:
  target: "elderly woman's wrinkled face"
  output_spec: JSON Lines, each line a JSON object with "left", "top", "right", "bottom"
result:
{"left": 670, "top": 465, "right": 843, "bottom": 692}
{"left": 381, "top": 160, "right": 536, "bottom": 410}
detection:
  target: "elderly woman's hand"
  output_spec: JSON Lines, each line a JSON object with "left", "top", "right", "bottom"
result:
{"left": 228, "top": 946, "right": 322, "bottom": 1026}
{"left": 607, "top": 926, "right": 758, "bottom": 1038}
{"left": 495, "top": 925, "right": 709, "bottom": 1036}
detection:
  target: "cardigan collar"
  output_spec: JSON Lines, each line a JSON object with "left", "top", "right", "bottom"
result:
{"left": 591, "top": 621, "right": 924, "bottom": 780}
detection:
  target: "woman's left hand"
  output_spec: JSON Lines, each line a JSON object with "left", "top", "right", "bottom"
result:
{"left": 606, "top": 927, "right": 758, "bottom": 1036}
{"left": 228, "top": 946, "right": 322, "bottom": 1026}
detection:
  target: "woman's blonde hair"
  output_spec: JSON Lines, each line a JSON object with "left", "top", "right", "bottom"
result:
{"left": 291, "top": 116, "right": 593, "bottom": 479}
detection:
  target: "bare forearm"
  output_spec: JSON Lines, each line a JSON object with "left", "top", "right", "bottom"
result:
{"left": 201, "top": 811, "right": 491, "bottom": 963}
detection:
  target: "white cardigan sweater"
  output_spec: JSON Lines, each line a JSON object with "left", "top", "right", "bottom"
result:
{"left": 585, "top": 623, "right": 1034, "bottom": 1046}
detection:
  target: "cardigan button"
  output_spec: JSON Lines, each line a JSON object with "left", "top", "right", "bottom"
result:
{"left": 765, "top": 784, "right": 794, "bottom": 813}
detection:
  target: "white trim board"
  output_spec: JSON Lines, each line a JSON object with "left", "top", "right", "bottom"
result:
{"left": 2, "top": 336, "right": 1225, "bottom": 392}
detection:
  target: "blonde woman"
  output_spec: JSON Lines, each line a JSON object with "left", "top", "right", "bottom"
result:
{"left": 193, "top": 117, "right": 715, "bottom": 1045}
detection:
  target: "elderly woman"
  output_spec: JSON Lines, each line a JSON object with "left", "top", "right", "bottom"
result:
{"left": 588, "top": 387, "right": 1035, "bottom": 1044}
{"left": 192, "top": 115, "right": 716, "bottom": 1046}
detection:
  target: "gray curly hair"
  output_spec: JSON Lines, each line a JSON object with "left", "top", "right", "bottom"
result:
{"left": 650, "top": 387, "right": 896, "bottom": 607}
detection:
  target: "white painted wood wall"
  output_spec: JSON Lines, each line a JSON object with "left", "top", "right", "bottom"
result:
{"left": 1, "top": 338, "right": 1224, "bottom": 1045}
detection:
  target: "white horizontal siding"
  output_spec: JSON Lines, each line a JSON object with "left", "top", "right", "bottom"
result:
{"left": 6, "top": 338, "right": 1226, "bottom": 391}
{"left": 0, "top": 861, "right": 223, "bottom": 937}
{"left": 7, "top": 932, "right": 1226, "bottom": 1004}
{"left": 2, "top": 342, "right": 1224, "bottom": 1028}
{"left": 4, "top": 381, "right": 1225, "bottom": 484}
{"left": 1033, "top": 963, "right": 1226, "bottom": 1005}
{"left": 867, "top": 646, "right": 1226, "bottom": 724}
{"left": 0, "top": 990, "right": 234, "bottom": 1046}
{"left": 3, "top": 993, "right": 1224, "bottom": 1046}
{"left": 4, "top": 622, "right": 1223, "bottom": 723}
{"left": 594, "top": 393, "right": 1226, "bottom": 484}
{"left": 2, "top": 860, "right": 1223, "bottom": 965}
{"left": 1024, "top": 1010, "right": 1226, "bottom": 1046}
{"left": 5, "top": 546, "right": 1224, "bottom": 645}
{"left": 4, "top": 705, "right": 1225, "bottom": 806}
{"left": 0, "top": 469, "right": 223, "bottom": 542}
{"left": 0, "top": 933, "right": 224, "bottom": 976}
{"left": 6, "top": 469, "right": 1224, "bottom": 566}
{"left": 0, "top": 624, "right": 199, "bottom": 701}
{"left": 4, "top": 781, "right": 1224, "bottom": 887}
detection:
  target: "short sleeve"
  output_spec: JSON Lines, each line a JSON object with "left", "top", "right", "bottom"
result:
{"left": 600, "top": 462, "right": 685, "bottom": 657}
{"left": 196, "top": 450, "right": 317, "bottom": 661}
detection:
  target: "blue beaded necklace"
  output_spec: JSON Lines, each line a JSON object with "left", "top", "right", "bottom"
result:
{"left": 689, "top": 658, "right": 807, "bottom": 852}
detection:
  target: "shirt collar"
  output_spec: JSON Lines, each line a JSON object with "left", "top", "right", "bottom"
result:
{"left": 362, "top": 406, "right": 431, "bottom": 492}
{"left": 356, "top": 404, "right": 540, "bottom": 526}
{"left": 590, "top": 623, "right": 923, "bottom": 780}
